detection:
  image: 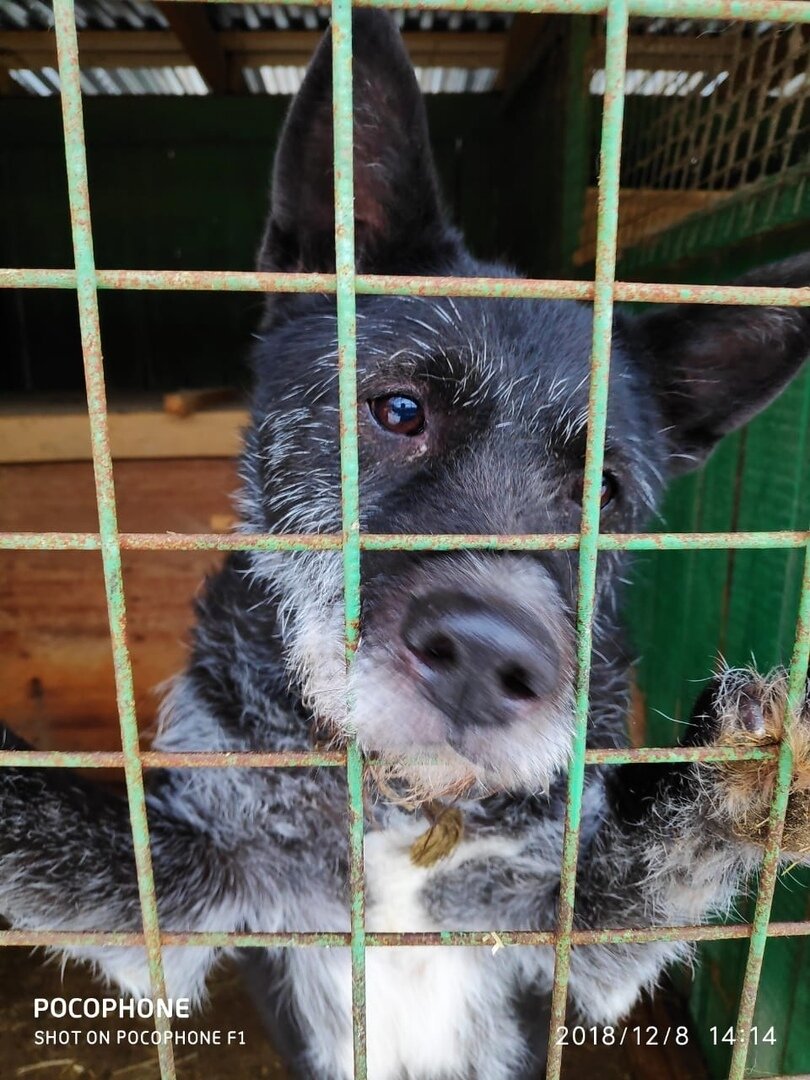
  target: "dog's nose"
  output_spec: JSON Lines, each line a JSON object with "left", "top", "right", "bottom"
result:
{"left": 401, "top": 591, "right": 559, "bottom": 728}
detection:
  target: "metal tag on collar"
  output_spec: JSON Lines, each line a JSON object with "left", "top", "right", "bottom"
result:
{"left": 410, "top": 801, "right": 464, "bottom": 868}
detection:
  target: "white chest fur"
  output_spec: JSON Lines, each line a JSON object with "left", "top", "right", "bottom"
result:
{"left": 303, "top": 817, "right": 527, "bottom": 1080}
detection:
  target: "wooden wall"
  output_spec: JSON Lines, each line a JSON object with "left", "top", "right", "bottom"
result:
{"left": 0, "top": 458, "right": 236, "bottom": 749}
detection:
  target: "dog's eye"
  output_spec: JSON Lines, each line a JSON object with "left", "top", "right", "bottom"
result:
{"left": 369, "top": 395, "right": 425, "bottom": 436}
{"left": 571, "top": 471, "right": 618, "bottom": 510}
{"left": 599, "top": 472, "right": 618, "bottom": 509}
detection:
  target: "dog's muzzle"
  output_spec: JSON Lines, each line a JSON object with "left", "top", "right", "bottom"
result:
{"left": 401, "top": 589, "right": 561, "bottom": 731}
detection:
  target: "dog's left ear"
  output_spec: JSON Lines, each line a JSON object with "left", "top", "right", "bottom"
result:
{"left": 258, "top": 11, "right": 456, "bottom": 276}
{"left": 623, "top": 254, "right": 810, "bottom": 472}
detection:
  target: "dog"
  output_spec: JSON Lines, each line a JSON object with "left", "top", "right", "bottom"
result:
{"left": 2, "top": 13, "right": 810, "bottom": 1080}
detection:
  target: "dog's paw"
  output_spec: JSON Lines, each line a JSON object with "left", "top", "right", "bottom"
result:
{"left": 691, "top": 668, "right": 810, "bottom": 857}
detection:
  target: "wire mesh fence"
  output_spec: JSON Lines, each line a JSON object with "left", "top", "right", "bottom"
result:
{"left": 622, "top": 20, "right": 809, "bottom": 192}
{"left": 1, "top": 1, "right": 809, "bottom": 1079}
{"left": 576, "top": 15, "right": 810, "bottom": 265}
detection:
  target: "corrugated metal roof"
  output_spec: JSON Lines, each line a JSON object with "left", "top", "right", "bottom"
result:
{"left": 0, "top": 1, "right": 511, "bottom": 32}
{"left": 10, "top": 61, "right": 497, "bottom": 95}
{"left": 2, "top": 0, "right": 506, "bottom": 94}
{"left": 3, "top": 4, "right": 795, "bottom": 99}
{"left": 629, "top": 16, "right": 783, "bottom": 36}
{"left": 2, "top": 3, "right": 786, "bottom": 36}
{"left": 9, "top": 62, "right": 210, "bottom": 94}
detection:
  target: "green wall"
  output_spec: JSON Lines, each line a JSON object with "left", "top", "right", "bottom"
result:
{"left": 624, "top": 249, "right": 810, "bottom": 1076}
{"left": 0, "top": 95, "right": 503, "bottom": 395}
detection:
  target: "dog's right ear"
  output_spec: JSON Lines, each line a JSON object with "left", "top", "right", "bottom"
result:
{"left": 258, "top": 11, "right": 457, "bottom": 277}
{"left": 623, "top": 253, "right": 810, "bottom": 473}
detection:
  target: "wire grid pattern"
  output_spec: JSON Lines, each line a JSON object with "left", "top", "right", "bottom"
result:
{"left": 581, "top": 19, "right": 810, "bottom": 265}
{"left": 0, "top": 1, "right": 809, "bottom": 1079}
{"left": 622, "top": 20, "right": 809, "bottom": 192}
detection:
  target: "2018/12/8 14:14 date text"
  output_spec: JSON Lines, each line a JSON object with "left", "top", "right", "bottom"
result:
{"left": 555, "top": 1025, "right": 778, "bottom": 1047}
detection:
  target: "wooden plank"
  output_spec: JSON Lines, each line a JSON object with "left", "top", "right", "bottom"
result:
{"left": 0, "top": 458, "right": 238, "bottom": 748}
{"left": 1, "top": 30, "right": 190, "bottom": 69}
{"left": 574, "top": 187, "right": 728, "bottom": 267}
{"left": 155, "top": 2, "right": 246, "bottom": 94}
{"left": 163, "top": 387, "right": 238, "bottom": 417}
{"left": 0, "top": 401, "right": 247, "bottom": 463}
{"left": 221, "top": 30, "right": 506, "bottom": 70}
{"left": 0, "top": 29, "right": 506, "bottom": 73}
{"left": 589, "top": 32, "right": 741, "bottom": 74}
{"left": 559, "top": 18, "right": 593, "bottom": 273}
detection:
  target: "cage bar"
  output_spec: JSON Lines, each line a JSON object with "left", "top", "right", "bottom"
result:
{"left": 0, "top": 744, "right": 784, "bottom": 770}
{"left": 50, "top": 0, "right": 176, "bottom": 1076}
{"left": 330, "top": 1, "right": 369, "bottom": 1074}
{"left": 2, "top": 920, "right": 810, "bottom": 950}
{"left": 0, "top": 530, "right": 807, "bottom": 551}
{"left": 545, "top": 4, "right": 629, "bottom": 1077}
{"left": 35, "top": 0, "right": 810, "bottom": 22}
{"left": 3, "top": 267, "right": 810, "bottom": 309}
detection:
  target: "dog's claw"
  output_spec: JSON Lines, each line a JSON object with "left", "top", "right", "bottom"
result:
{"left": 737, "top": 695, "right": 767, "bottom": 737}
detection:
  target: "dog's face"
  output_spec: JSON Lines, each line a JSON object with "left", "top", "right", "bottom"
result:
{"left": 241, "top": 13, "right": 810, "bottom": 799}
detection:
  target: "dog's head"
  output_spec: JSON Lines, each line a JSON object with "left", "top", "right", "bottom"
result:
{"left": 241, "top": 13, "right": 810, "bottom": 800}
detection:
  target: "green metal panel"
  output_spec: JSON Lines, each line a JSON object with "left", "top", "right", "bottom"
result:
{"left": 0, "top": 95, "right": 501, "bottom": 394}
{"left": 559, "top": 17, "right": 595, "bottom": 275}
{"left": 630, "top": 366, "right": 810, "bottom": 1076}
{"left": 626, "top": 237, "right": 810, "bottom": 1078}
{"left": 620, "top": 164, "right": 810, "bottom": 283}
